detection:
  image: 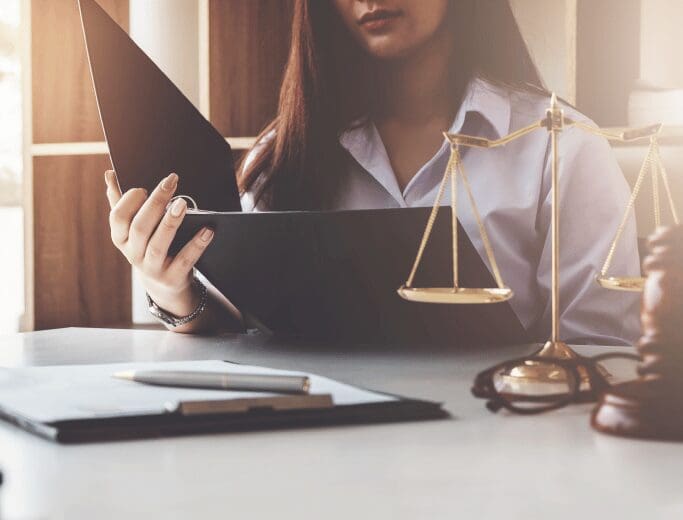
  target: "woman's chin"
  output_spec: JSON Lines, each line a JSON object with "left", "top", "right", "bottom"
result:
{"left": 362, "top": 39, "right": 419, "bottom": 60}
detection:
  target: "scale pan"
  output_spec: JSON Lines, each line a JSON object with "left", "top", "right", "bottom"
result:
{"left": 596, "top": 276, "right": 645, "bottom": 292}
{"left": 397, "top": 287, "right": 513, "bottom": 304}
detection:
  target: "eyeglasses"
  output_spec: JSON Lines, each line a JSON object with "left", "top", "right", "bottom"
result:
{"left": 471, "top": 352, "right": 641, "bottom": 415}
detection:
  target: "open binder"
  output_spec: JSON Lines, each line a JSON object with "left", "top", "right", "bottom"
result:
{"left": 80, "top": 0, "right": 528, "bottom": 345}
{"left": 0, "top": 361, "right": 447, "bottom": 444}
{"left": 173, "top": 208, "right": 528, "bottom": 344}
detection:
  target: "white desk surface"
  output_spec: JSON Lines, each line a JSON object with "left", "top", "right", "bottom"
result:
{"left": 0, "top": 328, "right": 681, "bottom": 520}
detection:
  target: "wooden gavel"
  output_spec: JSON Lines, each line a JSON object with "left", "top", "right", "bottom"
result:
{"left": 592, "top": 226, "right": 683, "bottom": 440}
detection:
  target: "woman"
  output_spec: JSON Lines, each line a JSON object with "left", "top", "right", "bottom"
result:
{"left": 104, "top": 0, "right": 640, "bottom": 344}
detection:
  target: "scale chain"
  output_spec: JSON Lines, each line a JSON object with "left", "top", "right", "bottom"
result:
{"left": 600, "top": 141, "right": 655, "bottom": 277}
{"left": 456, "top": 152, "right": 507, "bottom": 289}
{"left": 404, "top": 151, "right": 455, "bottom": 288}
{"left": 653, "top": 140, "right": 680, "bottom": 225}
{"left": 652, "top": 141, "right": 661, "bottom": 228}
{"left": 451, "top": 146, "right": 459, "bottom": 289}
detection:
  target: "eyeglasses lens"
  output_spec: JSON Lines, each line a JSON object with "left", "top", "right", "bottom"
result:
{"left": 492, "top": 362, "right": 575, "bottom": 412}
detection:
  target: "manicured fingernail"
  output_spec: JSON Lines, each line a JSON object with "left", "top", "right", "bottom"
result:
{"left": 161, "top": 173, "right": 178, "bottom": 191}
{"left": 200, "top": 228, "right": 214, "bottom": 242}
{"left": 170, "top": 198, "right": 186, "bottom": 217}
{"left": 104, "top": 170, "right": 114, "bottom": 183}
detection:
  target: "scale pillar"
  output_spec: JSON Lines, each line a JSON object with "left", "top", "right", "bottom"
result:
{"left": 548, "top": 93, "right": 563, "bottom": 346}
{"left": 503, "top": 94, "right": 593, "bottom": 386}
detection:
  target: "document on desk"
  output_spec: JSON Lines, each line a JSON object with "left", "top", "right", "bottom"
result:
{"left": 0, "top": 360, "right": 446, "bottom": 443}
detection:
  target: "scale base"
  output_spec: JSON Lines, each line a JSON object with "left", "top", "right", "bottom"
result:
{"left": 500, "top": 341, "right": 597, "bottom": 389}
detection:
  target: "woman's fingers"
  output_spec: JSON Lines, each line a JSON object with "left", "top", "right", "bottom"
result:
{"left": 109, "top": 188, "right": 148, "bottom": 248}
{"left": 129, "top": 173, "right": 178, "bottom": 241}
{"left": 165, "top": 227, "right": 214, "bottom": 280}
{"left": 143, "top": 197, "right": 187, "bottom": 272}
{"left": 104, "top": 170, "right": 123, "bottom": 208}
{"left": 104, "top": 169, "right": 213, "bottom": 309}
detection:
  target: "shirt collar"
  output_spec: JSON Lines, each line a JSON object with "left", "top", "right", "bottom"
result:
{"left": 340, "top": 77, "right": 511, "bottom": 150}
{"left": 338, "top": 78, "right": 511, "bottom": 203}
{"left": 446, "top": 77, "right": 511, "bottom": 139}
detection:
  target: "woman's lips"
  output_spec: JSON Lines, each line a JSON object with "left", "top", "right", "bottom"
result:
{"left": 358, "top": 9, "right": 402, "bottom": 32}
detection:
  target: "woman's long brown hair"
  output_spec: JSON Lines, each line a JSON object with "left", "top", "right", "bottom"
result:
{"left": 239, "top": 0, "right": 545, "bottom": 211}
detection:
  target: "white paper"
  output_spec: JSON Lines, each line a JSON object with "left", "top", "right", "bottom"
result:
{"left": 0, "top": 360, "right": 396, "bottom": 423}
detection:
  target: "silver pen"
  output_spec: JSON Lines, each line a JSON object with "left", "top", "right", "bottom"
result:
{"left": 114, "top": 370, "right": 311, "bottom": 394}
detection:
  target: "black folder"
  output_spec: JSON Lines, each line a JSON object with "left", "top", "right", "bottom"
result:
{"left": 172, "top": 208, "right": 528, "bottom": 345}
{"left": 80, "top": 0, "right": 528, "bottom": 346}
{"left": 79, "top": 0, "right": 239, "bottom": 211}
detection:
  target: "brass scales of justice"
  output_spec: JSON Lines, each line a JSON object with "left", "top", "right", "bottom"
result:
{"left": 398, "top": 93, "right": 678, "bottom": 385}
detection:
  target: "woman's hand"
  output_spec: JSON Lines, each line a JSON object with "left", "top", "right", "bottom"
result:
{"left": 104, "top": 170, "right": 214, "bottom": 319}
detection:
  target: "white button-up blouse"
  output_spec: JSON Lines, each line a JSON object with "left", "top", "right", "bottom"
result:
{"left": 242, "top": 79, "right": 641, "bottom": 346}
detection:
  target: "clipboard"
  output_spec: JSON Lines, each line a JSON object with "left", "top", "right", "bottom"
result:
{"left": 0, "top": 360, "right": 446, "bottom": 444}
